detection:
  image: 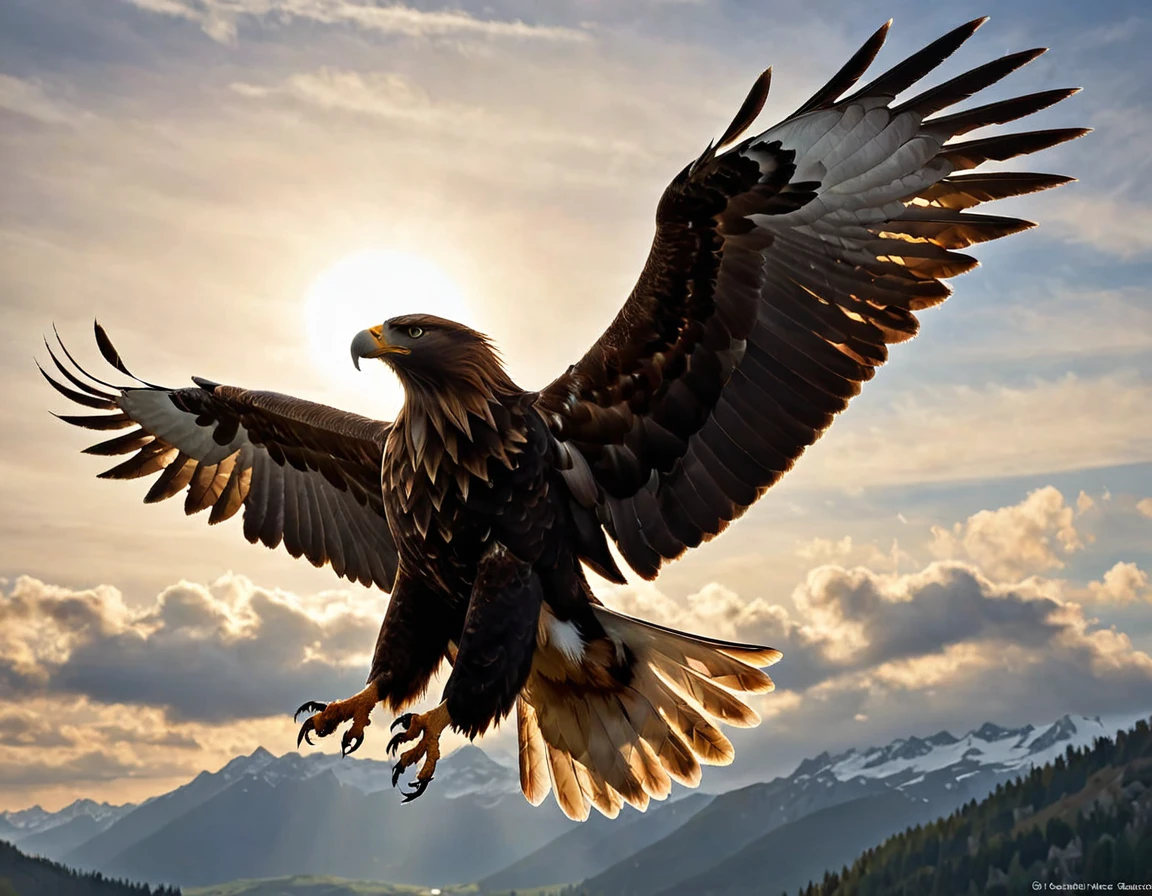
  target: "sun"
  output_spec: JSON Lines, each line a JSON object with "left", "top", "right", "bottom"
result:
{"left": 304, "top": 248, "right": 472, "bottom": 404}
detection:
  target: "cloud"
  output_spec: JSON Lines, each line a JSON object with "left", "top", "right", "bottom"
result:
{"left": 0, "top": 705, "right": 80, "bottom": 749}
{"left": 792, "top": 374, "right": 1152, "bottom": 492}
{"left": 0, "top": 74, "right": 89, "bottom": 126}
{"left": 0, "top": 695, "right": 224, "bottom": 807}
{"left": 232, "top": 69, "right": 452, "bottom": 125}
{"left": 229, "top": 66, "right": 652, "bottom": 163}
{"left": 1138, "top": 498, "right": 1152, "bottom": 519}
{"left": 1086, "top": 561, "right": 1152, "bottom": 605}
{"left": 122, "top": 0, "right": 589, "bottom": 45}
{"left": 607, "top": 556, "right": 1152, "bottom": 787}
{"left": 928, "top": 486, "right": 1085, "bottom": 581}
{"left": 1042, "top": 191, "right": 1152, "bottom": 260}
{"left": 596, "top": 484, "right": 1152, "bottom": 780}
{"left": 958, "top": 286, "right": 1152, "bottom": 363}
{"left": 795, "top": 535, "right": 911, "bottom": 574}
{"left": 0, "top": 574, "right": 387, "bottom": 723}
{"left": 6, "top": 477, "right": 1152, "bottom": 806}
{"left": 0, "top": 748, "right": 148, "bottom": 789}
{"left": 603, "top": 558, "right": 1152, "bottom": 697}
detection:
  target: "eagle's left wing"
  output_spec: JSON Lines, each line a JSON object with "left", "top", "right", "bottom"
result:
{"left": 536, "top": 18, "right": 1086, "bottom": 580}
{"left": 41, "top": 324, "right": 398, "bottom": 591}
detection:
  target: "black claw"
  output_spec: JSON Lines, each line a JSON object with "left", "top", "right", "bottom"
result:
{"left": 293, "top": 700, "right": 327, "bottom": 722}
{"left": 387, "top": 732, "right": 407, "bottom": 756}
{"left": 401, "top": 776, "right": 433, "bottom": 803}
{"left": 341, "top": 731, "right": 364, "bottom": 758}
{"left": 296, "top": 717, "right": 317, "bottom": 749}
{"left": 387, "top": 713, "right": 415, "bottom": 756}
{"left": 391, "top": 761, "right": 406, "bottom": 788}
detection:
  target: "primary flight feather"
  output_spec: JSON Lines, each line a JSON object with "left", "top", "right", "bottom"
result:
{"left": 42, "top": 18, "right": 1083, "bottom": 820}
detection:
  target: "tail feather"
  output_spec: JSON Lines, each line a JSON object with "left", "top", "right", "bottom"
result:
{"left": 579, "top": 696, "right": 647, "bottom": 804}
{"left": 639, "top": 664, "right": 735, "bottom": 766}
{"left": 516, "top": 698, "right": 550, "bottom": 807}
{"left": 649, "top": 653, "right": 761, "bottom": 727}
{"left": 518, "top": 606, "right": 779, "bottom": 820}
{"left": 595, "top": 606, "right": 779, "bottom": 691}
{"left": 545, "top": 742, "right": 590, "bottom": 822}
{"left": 583, "top": 764, "right": 625, "bottom": 819}
{"left": 618, "top": 687, "right": 702, "bottom": 787}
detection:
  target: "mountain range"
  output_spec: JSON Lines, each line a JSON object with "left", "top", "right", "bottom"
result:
{"left": 2, "top": 710, "right": 1147, "bottom": 893}
{"left": 572, "top": 711, "right": 1148, "bottom": 896}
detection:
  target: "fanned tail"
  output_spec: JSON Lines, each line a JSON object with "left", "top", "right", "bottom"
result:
{"left": 516, "top": 606, "right": 780, "bottom": 821}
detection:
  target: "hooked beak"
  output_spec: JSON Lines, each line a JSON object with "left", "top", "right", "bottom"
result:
{"left": 350, "top": 326, "right": 409, "bottom": 371}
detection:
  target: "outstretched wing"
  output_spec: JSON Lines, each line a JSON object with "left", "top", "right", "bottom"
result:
{"left": 41, "top": 323, "right": 399, "bottom": 591}
{"left": 537, "top": 18, "right": 1086, "bottom": 579}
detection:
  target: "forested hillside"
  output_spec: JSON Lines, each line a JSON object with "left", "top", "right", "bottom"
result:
{"left": 0, "top": 840, "right": 179, "bottom": 896}
{"left": 799, "top": 717, "right": 1152, "bottom": 895}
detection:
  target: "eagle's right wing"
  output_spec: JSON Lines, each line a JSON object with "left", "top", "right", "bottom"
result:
{"left": 536, "top": 18, "right": 1085, "bottom": 580}
{"left": 41, "top": 324, "right": 398, "bottom": 591}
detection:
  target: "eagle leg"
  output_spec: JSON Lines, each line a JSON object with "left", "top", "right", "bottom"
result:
{"left": 293, "top": 682, "right": 378, "bottom": 756}
{"left": 387, "top": 700, "right": 452, "bottom": 802}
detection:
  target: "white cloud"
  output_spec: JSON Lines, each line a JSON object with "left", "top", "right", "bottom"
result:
{"left": 602, "top": 559, "right": 1152, "bottom": 738}
{"left": 961, "top": 286, "right": 1152, "bottom": 363}
{"left": 793, "top": 374, "right": 1152, "bottom": 491}
{"left": 1043, "top": 191, "right": 1152, "bottom": 259}
{"left": 0, "top": 74, "right": 88, "bottom": 126}
{"left": 1137, "top": 498, "right": 1152, "bottom": 519}
{"left": 232, "top": 69, "right": 451, "bottom": 124}
{"left": 1086, "top": 561, "right": 1152, "bottom": 605}
{"left": 795, "top": 535, "right": 911, "bottom": 573}
{"left": 0, "top": 573, "right": 386, "bottom": 722}
{"left": 122, "top": 0, "right": 590, "bottom": 45}
{"left": 229, "top": 66, "right": 652, "bottom": 163}
{"left": 928, "top": 486, "right": 1084, "bottom": 581}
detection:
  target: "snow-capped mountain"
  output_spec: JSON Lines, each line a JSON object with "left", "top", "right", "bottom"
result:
{"left": 57, "top": 743, "right": 566, "bottom": 889}
{"left": 206, "top": 742, "right": 519, "bottom": 802}
{"left": 0, "top": 798, "right": 134, "bottom": 840}
{"left": 791, "top": 711, "right": 1151, "bottom": 803}
{"left": 568, "top": 710, "right": 1152, "bottom": 896}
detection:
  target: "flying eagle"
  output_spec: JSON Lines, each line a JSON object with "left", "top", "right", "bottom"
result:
{"left": 42, "top": 18, "right": 1082, "bottom": 820}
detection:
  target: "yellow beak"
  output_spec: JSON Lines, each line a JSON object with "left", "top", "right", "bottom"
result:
{"left": 350, "top": 326, "right": 409, "bottom": 370}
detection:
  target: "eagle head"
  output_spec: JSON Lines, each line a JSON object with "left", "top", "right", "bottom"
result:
{"left": 350, "top": 314, "right": 517, "bottom": 398}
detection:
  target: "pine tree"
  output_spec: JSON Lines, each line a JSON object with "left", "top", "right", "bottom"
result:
{"left": 1085, "top": 836, "right": 1114, "bottom": 883}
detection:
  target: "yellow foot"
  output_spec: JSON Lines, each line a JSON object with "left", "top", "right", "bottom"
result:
{"left": 387, "top": 701, "right": 452, "bottom": 803}
{"left": 293, "top": 682, "right": 378, "bottom": 757}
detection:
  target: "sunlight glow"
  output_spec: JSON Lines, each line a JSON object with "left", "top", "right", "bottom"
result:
{"left": 304, "top": 248, "right": 473, "bottom": 406}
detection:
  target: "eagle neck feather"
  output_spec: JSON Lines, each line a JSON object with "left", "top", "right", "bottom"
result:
{"left": 386, "top": 367, "right": 528, "bottom": 542}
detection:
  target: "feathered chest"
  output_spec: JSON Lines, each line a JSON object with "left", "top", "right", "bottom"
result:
{"left": 381, "top": 393, "right": 544, "bottom": 579}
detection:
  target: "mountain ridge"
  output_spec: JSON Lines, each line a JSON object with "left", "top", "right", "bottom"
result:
{"left": 567, "top": 710, "right": 1151, "bottom": 896}
{"left": 6, "top": 708, "right": 1146, "bottom": 891}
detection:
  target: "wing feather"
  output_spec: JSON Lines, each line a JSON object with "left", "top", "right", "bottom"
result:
{"left": 537, "top": 20, "right": 1082, "bottom": 578}
{"left": 43, "top": 325, "right": 398, "bottom": 591}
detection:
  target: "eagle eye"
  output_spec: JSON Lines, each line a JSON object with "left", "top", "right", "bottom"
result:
{"left": 407, "top": 326, "right": 425, "bottom": 339}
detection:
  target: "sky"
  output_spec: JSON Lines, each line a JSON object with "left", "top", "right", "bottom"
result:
{"left": 1, "top": 0, "right": 1151, "bottom": 813}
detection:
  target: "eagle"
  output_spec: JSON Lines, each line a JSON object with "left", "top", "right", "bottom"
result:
{"left": 42, "top": 18, "right": 1082, "bottom": 820}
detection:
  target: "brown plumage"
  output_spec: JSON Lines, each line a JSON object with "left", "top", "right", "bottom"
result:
{"left": 43, "top": 17, "right": 1082, "bottom": 819}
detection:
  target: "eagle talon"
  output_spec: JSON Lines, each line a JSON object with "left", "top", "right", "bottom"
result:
{"left": 291, "top": 683, "right": 378, "bottom": 754}
{"left": 401, "top": 776, "right": 433, "bottom": 803}
{"left": 387, "top": 731, "right": 408, "bottom": 756}
{"left": 383, "top": 702, "right": 450, "bottom": 804}
{"left": 341, "top": 730, "right": 364, "bottom": 757}
{"left": 296, "top": 716, "right": 317, "bottom": 748}
{"left": 293, "top": 700, "right": 328, "bottom": 722}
